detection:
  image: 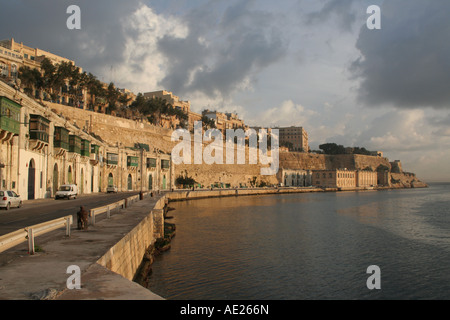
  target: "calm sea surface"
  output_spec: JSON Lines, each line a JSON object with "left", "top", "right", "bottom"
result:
{"left": 146, "top": 183, "right": 450, "bottom": 300}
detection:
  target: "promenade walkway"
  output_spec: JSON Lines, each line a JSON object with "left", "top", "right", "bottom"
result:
{"left": 0, "top": 195, "right": 165, "bottom": 300}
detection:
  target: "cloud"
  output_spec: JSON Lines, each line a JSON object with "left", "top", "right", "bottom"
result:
{"left": 351, "top": 0, "right": 450, "bottom": 109}
{"left": 256, "top": 100, "right": 318, "bottom": 128}
{"left": 305, "top": 0, "right": 359, "bottom": 32}
{"left": 156, "top": 0, "right": 289, "bottom": 100}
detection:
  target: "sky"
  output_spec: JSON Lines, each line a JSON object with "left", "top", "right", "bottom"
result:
{"left": 1, "top": 0, "right": 449, "bottom": 182}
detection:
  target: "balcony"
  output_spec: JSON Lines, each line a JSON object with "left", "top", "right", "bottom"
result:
{"left": 161, "top": 159, "right": 170, "bottom": 169}
{"left": 107, "top": 153, "right": 118, "bottom": 166}
{"left": 147, "top": 158, "right": 156, "bottom": 169}
{"left": 69, "top": 135, "right": 82, "bottom": 155}
{"left": 54, "top": 126, "right": 69, "bottom": 151}
{"left": 81, "top": 139, "right": 90, "bottom": 157}
{"left": 127, "top": 156, "right": 139, "bottom": 167}
{"left": 29, "top": 114, "right": 50, "bottom": 151}
{"left": 0, "top": 96, "right": 21, "bottom": 136}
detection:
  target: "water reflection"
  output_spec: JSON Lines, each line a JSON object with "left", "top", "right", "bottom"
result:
{"left": 147, "top": 184, "right": 450, "bottom": 300}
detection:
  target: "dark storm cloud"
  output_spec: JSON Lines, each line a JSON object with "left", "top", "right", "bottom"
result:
{"left": 156, "top": 0, "right": 289, "bottom": 99}
{"left": 351, "top": 0, "right": 450, "bottom": 109}
{"left": 0, "top": 0, "right": 141, "bottom": 76}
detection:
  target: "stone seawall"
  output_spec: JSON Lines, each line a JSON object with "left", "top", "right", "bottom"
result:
{"left": 96, "top": 200, "right": 165, "bottom": 282}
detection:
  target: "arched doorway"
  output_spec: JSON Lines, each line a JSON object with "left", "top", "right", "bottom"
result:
{"left": 68, "top": 166, "right": 73, "bottom": 184}
{"left": 127, "top": 174, "right": 132, "bottom": 191}
{"left": 28, "top": 159, "right": 36, "bottom": 200}
{"left": 80, "top": 168, "right": 84, "bottom": 194}
{"left": 148, "top": 174, "right": 153, "bottom": 191}
{"left": 53, "top": 164, "right": 59, "bottom": 195}
{"left": 108, "top": 173, "right": 114, "bottom": 187}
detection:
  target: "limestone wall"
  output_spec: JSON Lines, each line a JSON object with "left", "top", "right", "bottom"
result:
{"left": 96, "top": 210, "right": 160, "bottom": 281}
{"left": 46, "top": 103, "right": 425, "bottom": 189}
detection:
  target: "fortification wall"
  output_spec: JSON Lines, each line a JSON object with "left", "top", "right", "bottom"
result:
{"left": 279, "top": 153, "right": 392, "bottom": 172}
{"left": 46, "top": 103, "right": 425, "bottom": 188}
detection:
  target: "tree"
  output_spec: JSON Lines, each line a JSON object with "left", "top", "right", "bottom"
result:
{"left": 18, "top": 66, "right": 43, "bottom": 97}
{"left": 201, "top": 115, "right": 216, "bottom": 130}
{"left": 106, "top": 82, "right": 120, "bottom": 113}
{"left": 319, "top": 143, "right": 346, "bottom": 155}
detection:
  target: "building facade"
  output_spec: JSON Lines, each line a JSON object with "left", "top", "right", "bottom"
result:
{"left": 277, "top": 168, "right": 312, "bottom": 187}
{"left": 276, "top": 126, "right": 309, "bottom": 152}
{"left": 0, "top": 80, "right": 173, "bottom": 200}
{"left": 311, "top": 169, "right": 378, "bottom": 189}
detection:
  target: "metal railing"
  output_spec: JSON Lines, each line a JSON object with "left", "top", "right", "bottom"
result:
{"left": 0, "top": 215, "right": 73, "bottom": 255}
{"left": 0, "top": 191, "right": 155, "bottom": 255}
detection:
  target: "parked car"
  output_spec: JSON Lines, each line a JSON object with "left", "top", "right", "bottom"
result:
{"left": 107, "top": 185, "right": 118, "bottom": 193}
{"left": 55, "top": 184, "right": 78, "bottom": 200}
{"left": 0, "top": 190, "right": 23, "bottom": 210}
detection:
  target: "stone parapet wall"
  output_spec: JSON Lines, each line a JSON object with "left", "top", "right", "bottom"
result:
{"left": 96, "top": 211, "right": 157, "bottom": 281}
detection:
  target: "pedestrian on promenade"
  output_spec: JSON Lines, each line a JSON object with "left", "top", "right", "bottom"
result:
{"left": 77, "top": 206, "right": 89, "bottom": 230}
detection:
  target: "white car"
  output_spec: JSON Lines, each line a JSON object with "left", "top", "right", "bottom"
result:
{"left": 0, "top": 190, "right": 23, "bottom": 210}
{"left": 107, "top": 185, "right": 118, "bottom": 193}
{"left": 55, "top": 184, "right": 78, "bottom": 200}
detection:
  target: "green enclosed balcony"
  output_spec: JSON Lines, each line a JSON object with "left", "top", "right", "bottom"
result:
{"left": 54, "top": 126, "right": 69, "bottom": 150}
{"left": 69, "top": 135, "right": 82, "bottom": 154}
{"left": 91, "top": 144, "right": 100, "bottom": 155}
{"left": 161, "top": 159, "right": 170, "bottom": 169}
{"left": 81, "top": 139, "right": 90, "bottom": 157}
{"left": 29, "top": 114, "right": 50, "bottom": 143}
{"left": 127, "top": 156, "right": 139, "bottom": 167}
{"left": 147, "top": 158, "right": 157, "bottom": 168}
{"left": 107, "top": 153, "right": 118, "bottom": 166}
{"left": 0, "top": 96, "right": 21, "bottom": 135}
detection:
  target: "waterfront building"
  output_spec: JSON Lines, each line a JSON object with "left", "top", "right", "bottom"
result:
{"left": 312, "top": 169, "right": 356, "bottom": 189}
{"left": 277, "top": 169, "right": 312, "bottom": 187}
{"left": 0, "top": 79, "right": 173, "bottom": 200}
{"left": 356, "top": 169, "right": 378, "bottom": 188}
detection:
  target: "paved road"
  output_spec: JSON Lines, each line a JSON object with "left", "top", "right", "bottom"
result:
{"left": 0, "top": 192, "right": 140, "bottom": 236}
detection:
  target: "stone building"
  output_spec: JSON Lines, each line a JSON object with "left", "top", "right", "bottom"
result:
{"left": 0, "top": 80, "right": 173, "bottom": 200}
{"left": 277, "top": 168, "right": 312, "bottom": 187}
{"left": 312, "top": 169, "right": 356, "bottom": 189}
{"left": 276, "top": 126, "right": 309, "bottom": 153}
{"left": 0, "top": 38, "right": 75, "bottom": 84}
{"left": 202, "top": 110, "right": 247, "bottom": 134}
{"left": 356, "top": 170, "right": 377, "bottom": 188}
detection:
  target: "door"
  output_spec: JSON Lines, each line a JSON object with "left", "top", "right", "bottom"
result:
{"left": 68, "top": 166, "right": 73, "bottom": 184}
{"left": 80, "top": 169, "right": 84, "bottom": 194}
{"left": 162, "top": 175, "right": 166, "bottom": 190}
{"left": 128, "top": 174, "right": 132, "bottom": 191}
{"left": 148, "top": 174, "right": 153, "bottom": 191}
{"left": 108, "top": 173, "right": 114, "bottom": 187}
{"left": 28, "top": 159, "right": 36, "bottom": 200}
{"left": 53, "top": 164, "right": 59, "bottom": 196}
